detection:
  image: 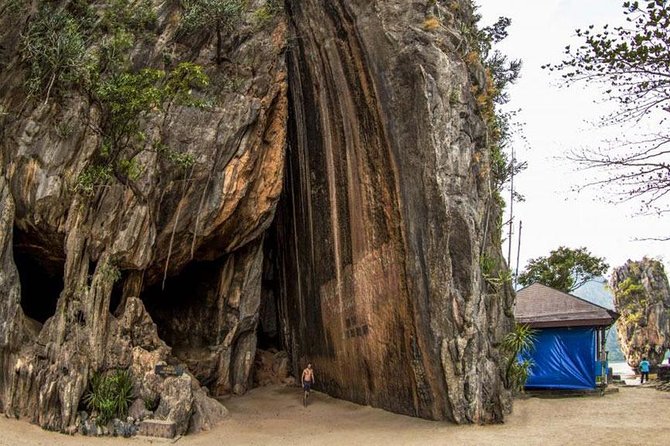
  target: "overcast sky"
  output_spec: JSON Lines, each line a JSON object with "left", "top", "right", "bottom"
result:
{"left": 476, "top": 0, "right": 670, "bottom": 275}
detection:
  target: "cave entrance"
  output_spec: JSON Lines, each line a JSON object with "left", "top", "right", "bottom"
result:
{"left": 257, "top": 229, "right": 282, "bottom": 352}
{"left": 12, "top": 226, "right": 65, "bottom": 325}
{"left": 142, "top": 259, "right": 224, "bottom": 387}
{"left": 139, "top": 227, "right": 291, "bottom": 394}
{"left": 252, "top": 222, "right": 295, "bottom": 389}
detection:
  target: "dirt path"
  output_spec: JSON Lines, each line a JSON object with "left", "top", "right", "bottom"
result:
{"left": 1, "top": 385, "right": 669, "bottom": 445}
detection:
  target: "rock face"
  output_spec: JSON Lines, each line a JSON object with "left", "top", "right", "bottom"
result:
{"left": 275, "top": 0, "right": 513, "bottom": 423}
{"left": 0, "top": 0, "right": 286, "bottom": 432}
{"left": 611, "top": 258, "right": 670, "bottom": 368}
{"left": 0, "top": 0, "right": 513, "bottom": 432}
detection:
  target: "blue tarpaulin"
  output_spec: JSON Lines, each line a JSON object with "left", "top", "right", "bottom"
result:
{"left": 521, "top": 327, "right": 596, "bottom": 390}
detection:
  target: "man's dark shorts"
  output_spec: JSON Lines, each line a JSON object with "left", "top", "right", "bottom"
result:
{"left": 303, "top": 381, "right": 312, "bottom": 392}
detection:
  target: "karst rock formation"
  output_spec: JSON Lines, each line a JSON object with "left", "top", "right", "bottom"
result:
{"left": 0, "top": 0, "right": 513, "bottom": 433}
{"left": 611, "top": 258, "right": 670, "bottom": 369}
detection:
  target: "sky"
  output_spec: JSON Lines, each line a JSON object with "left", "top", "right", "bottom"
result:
{"left": 477, "top": 0, "right": 670, "bottom": 276}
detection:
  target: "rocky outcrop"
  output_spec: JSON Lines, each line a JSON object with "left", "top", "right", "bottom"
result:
{"left": 0, "top": 0, "right": 286, "bottom": 433}
{"left": 611, "top": 258, "right": 670, "bottom": 368}
{"left": 275, "top": 0, "right": 513, "bottom": 423}
{"left": 1, "top": 0, "right": 513, "bottom": 432}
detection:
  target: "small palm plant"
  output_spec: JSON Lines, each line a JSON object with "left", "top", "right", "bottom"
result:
{"left": 502, "top": 323, "right": 537, "bottom": 392}
{"left": 82, "top": 369, "right": 134, "bottom": 425}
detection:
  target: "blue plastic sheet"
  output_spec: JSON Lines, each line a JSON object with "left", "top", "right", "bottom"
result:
{"left": 520, "top": 327, "right": 596, "bottom": 390}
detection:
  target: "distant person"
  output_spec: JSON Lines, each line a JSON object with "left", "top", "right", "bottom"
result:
{"left": 639, "top": 357, "right": 650, "bottom": 384}
{"left": 301, "top": 363, "right": 315, "bottom": 406}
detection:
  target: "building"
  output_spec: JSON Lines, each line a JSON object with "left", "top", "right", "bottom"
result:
{"left": 515, "top": 283, "right": 620, "bottom": 390}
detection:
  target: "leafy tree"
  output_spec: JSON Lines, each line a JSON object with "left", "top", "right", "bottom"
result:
{"left": 544, "top": 1, "right": 670, "bottom": 215}
{"left": 181, "top": 0, "right": 245, "bottom": 64}
{"left": 81, "top": 63, "right": 209, "bottom": 197}
{"left": 517, "top": 246, "right": 609, "bottom": 293}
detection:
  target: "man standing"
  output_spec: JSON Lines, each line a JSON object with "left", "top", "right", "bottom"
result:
{"left": 301, "top": 363, "right": 315, "bottom": 406}
{"left": 639, "top": 357, "right": 650, "bottom": 384}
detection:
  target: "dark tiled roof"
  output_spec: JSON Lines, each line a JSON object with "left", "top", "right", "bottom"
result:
{"left": 515, "top": 283, "right": 619, "bottom": 328}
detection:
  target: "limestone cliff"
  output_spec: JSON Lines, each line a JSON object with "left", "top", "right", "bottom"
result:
{"left": 0, "top": 0, "right": 286, "bottom": 432}
{"left": 0, "top": 0, "right": 513, "bottom": 433}
{"left": 276, "top": 0, "right": 513, "bottom": 423}
{"left": 611, "top": 258, "right": 670, "bottom": 368}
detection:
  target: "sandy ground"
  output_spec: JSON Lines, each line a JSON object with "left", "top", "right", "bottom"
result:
{"left": 1, "top": 385, "right": 669, "bottom": 446}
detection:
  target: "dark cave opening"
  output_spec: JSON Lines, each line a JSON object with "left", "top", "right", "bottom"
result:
{"left": 139, "top": 237, "right": 289, "bottom": 392}
{"left": 142, "top": 258, "right": 233, "bottom": 389}
{"left": 257, "top": 228, "right": 283, "bottom": 352}
{"left": 109, "top": 270, "right": 128, "bottom": 315}
{"left": 12, "top": 226, "right": 65, "bottom": 324}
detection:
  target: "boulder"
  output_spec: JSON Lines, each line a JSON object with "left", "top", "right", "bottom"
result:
{"left": 188, "top": 386, "right": 229, "bottom": 434}
{"left": 138, "top": 420, "right": 177, "bottom": 439}
{"left": 154, "top": 374, "right": 194, "bottom": 436}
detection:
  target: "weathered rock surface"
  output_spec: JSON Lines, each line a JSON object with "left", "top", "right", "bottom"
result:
{"left": 253, "top": 349, "right": 291, "bottom": 387}
{"left": 275, "top": 0, "right": 513, "bottom": 423}
{"left": 1, "top": 0, "right": 513, "bottom": 432}
{"left": 0, "top": 0, "right": 286, "bottom": 433}
{"left": 611, "top": 258, "right": 670, "bottom": 368}
{"left": 138, "top": 419, "right": 176, "bottom": 439}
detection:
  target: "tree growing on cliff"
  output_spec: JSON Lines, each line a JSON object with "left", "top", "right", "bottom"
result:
{"left": 21, "top": 2, "right": 214, "bottom": 197}
{"left": 469, "top": 14, "right": 525, "bottom": 190}
{"left": 518, "top": 246, "right": 609, "bottom": 293}
{"left": 180, "top": 0, "right": 245, "bottom": 64}
{"left": 20, "top": 5, "right": 87, "bottom": 103}
{"left": 544, "top": 1, "right": 670, "bottom": 215}
{"left": 79, "top": 62, "right": 209, "bottom": 197}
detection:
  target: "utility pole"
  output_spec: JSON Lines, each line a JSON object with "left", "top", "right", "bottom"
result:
{"left": 506, "top": 146, "right": 515, "bottom": 267}
{"left": 515, "top": 220, "right": 523, "bottom": 287}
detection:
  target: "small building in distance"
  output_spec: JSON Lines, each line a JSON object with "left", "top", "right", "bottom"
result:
{"left": 515, "top": 283, "right": 620, "bottom": 390}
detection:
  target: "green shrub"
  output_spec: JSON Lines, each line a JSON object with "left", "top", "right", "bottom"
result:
{"left": 99, "top": 261, "right": 122, "bottom": 284}
{"left": 75, "top": 165, "right": 113, "bottom": 194}
{"left": 253, "top": 0, "right": 283, "bottom": 27}
{"left": 502, "top": 323, "right": 536, "bottom": 392}
{"left": 480, "top": 253, "right": 496, "bottom": 277}
{"left": 181, "top": 0, "right": 245, "bottom": 63}
{"left": 481, "top": 252, "right": 512, "bottom": 291}
{"left": 54, "top": 121, "right": 74, "bottom": 139}
{"left": 181, "top": 0, "right": 245, "bottom": 32}
{"left": 143, "top": 395, "right": 160, "bottom": 412}
{"left": 97, "top": 29, "right": 135, "bottom": 77}
{"left": 82, "top": 369, "right": 134, "bottom": 425}
{"left": 155, "top": 142, "right": 196, "bottom": 171}
{"left": 118, "top": 158, "right": 143, "bottom": 181}
{"left": 1, "top": 0, "right": 28, "bottom": 18}
{"left": 101, "top": 0, "right": 157, "bottom": 34}
{"left": 20, "top": 5, "right": 87, "bottom": 101}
